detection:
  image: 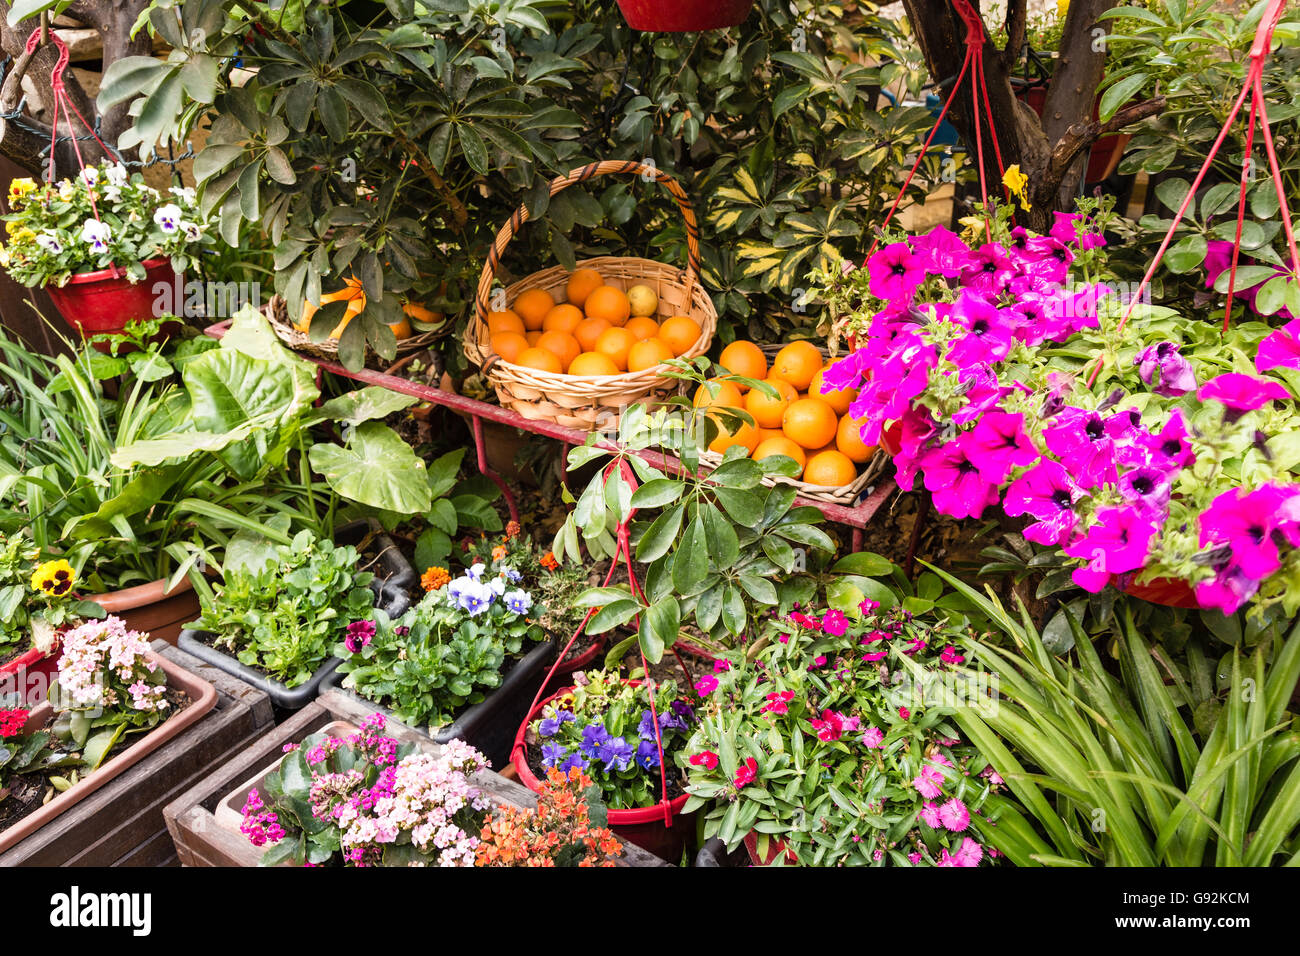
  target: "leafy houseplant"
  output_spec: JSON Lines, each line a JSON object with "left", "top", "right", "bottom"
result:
{"left": 933, "top": 566, "right": 1300, "bottom": 867}
{"left": 459, "top": 520, "right": 589, "bottom": 639}
{"left": 241, "top": 715, "right": 491, "bottom": 867}
{"left": 0, "top": 163, "right": 209, "bottom": 338}
{"left": 816, "top": 196, "right": 1300, "bottom": 617}
{"left": 682, "top": 602, "right": 1006, "bottom": 866}
{"left": 188, "top": 530, "right": 376, "bottom": 690}
{"left": 521, "top": 667, "right": 695, "bottom": 812}
{"left": 554, "top": 364, "right": 835, "bottom": 663}
{"left": 335, "top": 565, "right": 545, "bottom": 730}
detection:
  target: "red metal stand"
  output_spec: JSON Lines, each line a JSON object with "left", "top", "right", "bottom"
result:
{"left": 204, "top": 322, "right": 897, "bottom": 540}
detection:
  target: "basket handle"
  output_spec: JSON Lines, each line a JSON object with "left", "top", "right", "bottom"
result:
{"left": 474, "top": 160, "right": 702, "bottom": 326}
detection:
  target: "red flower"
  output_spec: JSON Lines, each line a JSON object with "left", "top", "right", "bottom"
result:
{"left": 760, "top": 691, "right": 794, "bottom": 716}
{"left": 689, "top": 751, "right": 720, "bottom": 770}
{"left": 898, "top": 706, "right": 911, "bottom": 721}
{"left": 734, "top": 757, "right": 758, "bottom": 788}
{"left": 0, "top": 707, "right": 29, "bottom": 738}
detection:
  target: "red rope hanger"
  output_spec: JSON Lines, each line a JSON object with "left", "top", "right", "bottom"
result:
{"left": 866, "top": 0, "right": 1010, "bottom": 263}
{"left": 1087, "top": 0, "right": 1296, "bottom": 387}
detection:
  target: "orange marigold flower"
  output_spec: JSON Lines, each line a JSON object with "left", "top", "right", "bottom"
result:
{"left": 540, "top": 551, "right": 559, "bottom": 571}
{"left": 421, "top": 566, "right": 450, "bottom": 592}
{"left": 492, "top": 544, "right": 508, "bottom": 561}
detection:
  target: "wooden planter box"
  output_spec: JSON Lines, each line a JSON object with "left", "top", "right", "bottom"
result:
{"left": 164, "top": 689, "right": 669, "bottom": 868}
{"left": 0, "top": 642, "right": 275, "bottom": 867}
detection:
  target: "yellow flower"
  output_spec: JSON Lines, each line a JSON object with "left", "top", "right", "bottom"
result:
{"left": 1002, "top": 164, "right": 1031, "bottom": 212}
{"left": 958, "top": 214, "right": 986, "bottom": 244}
{"left": 1057, "top": 0, "right": 1070, "bottom": 19}
{"left": 31, "top": 559, "right": 76, "bottom": 597}
{"left": 8, "top": 177, "right": 35, "bottom": 200}
{"left": 12, "top": 227, "right": 35, "bottom": 244}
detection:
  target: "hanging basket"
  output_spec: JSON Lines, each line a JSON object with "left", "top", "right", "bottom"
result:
{"left": 615, "top": 0, "right": 753, "bottom": 31}
{"left": 699, "top": 342, "right": 889, "bottom": 506}
{"left": 464, "top": 160, "right": 717, "bottom": 432}
{"left": 261, "top": 294, "right": 449, "bottom": 365}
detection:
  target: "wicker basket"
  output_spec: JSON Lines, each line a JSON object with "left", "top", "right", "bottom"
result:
{"left": 698, "top": 340, "right": 888, "bottom": 506}
{"left": 263, "top": 294, "right": 448, "bottom": 364}
{"left": 464, "top": 160, "right": 717, "bottom": 431}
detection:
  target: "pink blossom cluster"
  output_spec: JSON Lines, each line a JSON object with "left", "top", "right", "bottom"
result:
{"left": 240, "top": 788, "right": 286, "bottom": 847}
{"left": 823, "top": 218, "right": 1300, "bottom": 613}
{"left": 57, "top": 615, "right": 166, "bottom": 712}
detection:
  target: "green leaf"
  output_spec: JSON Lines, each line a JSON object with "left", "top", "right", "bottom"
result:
{"left": 318, "top": 387, "right": 417, "bottom": 426}
{"left": 830, "top": 552, "right": 895, "bottom": 577}
{"left": 641, "top": 595, "right": 681, "bottom": 663}
{"left": 308, "top": 422, "right": 432, "bottom": 514}
{"left": 630, "top": 478, "right": 683, "bottom": 509}
{"left": 672, "top": 517, "right": 709, "bottom": 594}
{"left": 1099, "top": 72, "right": 1149, "bottom": 122}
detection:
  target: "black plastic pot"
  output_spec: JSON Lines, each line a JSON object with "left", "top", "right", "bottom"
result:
{"left": 322, "top": 636, "right": 557, "bottom": 769}
{"left": 694, "top": 836, "right": 749, "bottom": 868}
{"left": 177, "top": 523, "right": 414, "bottom": 711}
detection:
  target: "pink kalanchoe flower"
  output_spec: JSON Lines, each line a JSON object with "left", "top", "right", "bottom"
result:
{"left": 694, "top": 674, "right": 718, "bottom": 697}
{"left": 821, "top": 609, "right": 849, "bottom": 637}
{"left": 1004, "top": 459, "right": 1084, "bottom": 546}
{"left": 689, "top": 751, "right": 720, "bottom": 770}
{"left": 1198, "top": 373, "right": 1291, "bottom": 422}
{"left": 1135, "top": 342, "right": 1196, "bottom": 397}
{"left": 938, "top": 798, "right": 971, "bottom": 832}
{"left": 1257, "top": 320, "right": 1300, "bottom": 373}
{"left": 734, "top": 757, "right": 758, "bottom": 788}
{"left": 867, "top": 241, "right": 927, "bottom": 303}
{"left": 861, "top": 727, "right": 884, "bottom": 748}
{"left": 1063, "top": 505, "right": 1160, "bottom": 592}
{"left": 964, "top": 411, "right": 1039, "bottom": 484}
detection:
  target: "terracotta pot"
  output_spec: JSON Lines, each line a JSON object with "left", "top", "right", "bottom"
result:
{"left": 1111, "top": 574, "right": 1200, "bottom": 609}
{"left": 615, "top": 0, "right": 752, "bottom": 31}
{"left": 512, "top": 681, "right": 693, "bottom": 861}
{"left": 0, "top": 650, "right": 217, "bottom": 854}
{"left": 0, "top": 642, "right": 60, "bottom": 707}
{"left": 84, "top": 575, "right": 200, "bottom": 646}
{"left": 44, "top": 257, "right": 182, "bottom": 349}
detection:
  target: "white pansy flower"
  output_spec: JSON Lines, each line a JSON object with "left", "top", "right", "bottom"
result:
{"left": 104, "top": 163, "right": 128, "bottom": 187}
{"left": 181, "top": 220, "right": 203, "bottom": 242}
{"left": 79, "top": 219, "right": 112, "bottom": 253}
{"left": 170, "top": 185, "right": 196, "bottom": 205}
{"left": 57, "top": 181, "right": 76, "bottom": 200}
{"left": 79, "top": 166, "right": 99, "bottom": 186}
{"left": 35, "top": 232, "right": 63, "bottom": 254}
{"left": 153, "top": 203, "right": 183, "bottom": 233}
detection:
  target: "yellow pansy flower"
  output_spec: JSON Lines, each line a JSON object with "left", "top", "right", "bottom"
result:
{"left": 31, "top": 559, "right": 76, "bottom": 597}
{"left": 1057, "top": 0, "right": 1070, "bottom": 19}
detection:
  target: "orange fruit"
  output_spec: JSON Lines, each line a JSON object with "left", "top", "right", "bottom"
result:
{"left": 717, "top": 341, "right": 768, "bottom": 388}
{"left": 752, "top": 436, "right": 807, "bottom": 474}
{"left": 627, "top": 338, "right": 673, "bottom": 372}
{"left": 594, "top": 327, "right": 637, "bottom": 371}
{"left": 771, "top": 341, "right": 824, "bottom": 391}
{"left": 782, "top": 397, "right": 839, "bottom": 450}
{"left": 810, "top": 368, "right": 855, "bottom": 415}
{"left": 836, "top": 414, "right": 877, "bottom": 464}
{"left": 659, "top": 315, "right": 703, "bottom": 356}
{"left": 625, "top": 316, "right": 661, "bottom": 341}
{"left": 515, "top": 347, "right": 562, "bottom": 373}
{"left": 536, "top": 330, "right": 581, "bottom": 370}
{"left": 490, "top": 331, "right": 529, "bottom": 363}
{"left": 744, "top": 376, "right": 798, "bottom": 429}
{"left": 388, "top": 318, "right": 413, "bottom": 340}
{"left": 568, "top": 351, "right": 621, "bottom": 376}
{"left": 542, "top": 304, "right": 584, "bottom": 334}
{"left": 566, "top": 269, "right": 605, "bottom": 308}
{"left": 708, "top": 417, "right": 760, "bottom": 456}
{"left": 757, "top": 426, "right": 785, "bottom": 443}
{"left": 525, "top": 331, "right": 543, "bottom": 346}
{"left": 487, "top": 310, "right": 525, "bottom": 335}
{"left": 803, "top": 449, "right": 858, "bottom": 487}
{"left": 513, "top": 289, "right": 555, "bottom": 330}
{"left": 574, "top": 317, "right": 611, "bottom": 352}
{"left": 584, "top": 286, "right": 631, "bottom": 326}
{"left": 693, "top": 378, "right": 744, "bottom": 412}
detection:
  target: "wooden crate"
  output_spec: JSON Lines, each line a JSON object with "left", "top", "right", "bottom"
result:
{"left": 0, "top": 642, "right": 275, "bottom": 867}
{"left": 165, "top": 689, "right": 670, "bottom": 868}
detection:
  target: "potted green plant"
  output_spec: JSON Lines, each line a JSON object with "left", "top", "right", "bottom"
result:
{"left": 327, "top": 564, "right": 553, "bottom": 767}
{"left": 0, "top": 163, "right": 209, "bottom": 343}
{"left": 179, "top": 528, "right": 410, "bottom": 709}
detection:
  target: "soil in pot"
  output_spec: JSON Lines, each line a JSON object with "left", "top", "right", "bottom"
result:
{"left": 0, "top": 640, "right": 33, "bottom": 670}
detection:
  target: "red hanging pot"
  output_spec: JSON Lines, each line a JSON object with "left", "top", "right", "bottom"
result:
{"left": 512, "top": 681, "right": 693, "bottom": 861}
{"left": 0, "top": 637, "right": 61, "bottom": 708}
{"left": 44, "top": 258, "right": 182, "bottom": 348}
{"left": 615, "top": 0, "right": 752, "bottom": 31}
{"left": 1110, "top": 573, "right": 1200, "bottom": 609}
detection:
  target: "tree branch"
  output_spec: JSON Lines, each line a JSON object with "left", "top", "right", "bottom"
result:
{"left": 1047, "top": 95, "right": 1166, "bottom": 183}
{"left": 1002, "top": 0, "right": 1027, "bottom": 70}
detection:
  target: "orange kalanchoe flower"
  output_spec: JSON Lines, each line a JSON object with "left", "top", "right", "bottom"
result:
{"left": 475, "top": 766, "right": 623, "bottom": 867}
{"left": 505, "top": 520, "right": 521, "bottom": 539}
{"left": 421, "top": 566, "right": 450, "bottom": 592}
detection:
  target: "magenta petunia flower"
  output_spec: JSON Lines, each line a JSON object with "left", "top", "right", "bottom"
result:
{"left": 1063, "top": 505, "right": 1159, "bottom": 592}
{"left": 963, "top": 410, "right": 1039, "bottom": 484}
{"left": 1050, "top": 211, "right": 1104, "bottom": 251}
{"left": 959, "top": 243, "right": 1016, "bottom": 297}
{"left": 1043, "top": 407, "right": 1118, "bottom": 490}
{"left": 1195, "top": 563, "right": 1263, "bottom": 616}
{"left": 1140, "top": 408, "right": 1196, "bottom": 474}
{"left": 1021, "top": 234, "right": 1074, "bottom": 285}
{"left": 1010, "top": 292, "right": 1053, "bottom": 347}
{"left": 911, "top": 224, "right": 972, "bottom": 278}
{"left": 1198, "top": 373, "right": 1291, "bottom": 422}
{"left": 1004, "top": 459, "right": 1084, "bottom": 545}
{"left": 1257, "top": 320, "right": 1300, "bottom": 373}
{"left": 1204, "top": 240, "right": 1235, "bottom": 291}
{"left": 1199, "top": 484, "right": 1300, "bottom": 579}
{"left": 1118, "top": 466, "right": 1173, "bottom": 514}
{"left": 920, "top": 440, "right": 1001, "bottom": 520}
{"left": 947, "top": 291, "right": 1017, "bottom": 366}
{"left": 867, "top": 242, "right": 927, "bottom": 303}
{"left": 1135, "top": 342, "right": 1197, "bottom": 397}
{"left": 950, "top": 363, "right": 1004, "bottom": 426}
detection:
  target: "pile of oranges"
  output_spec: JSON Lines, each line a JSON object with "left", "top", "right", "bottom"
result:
{"left": 486, "top": 268, "right": 703, "bottom": 376}
{"left": 694, "top": 340, "right": 876, "bottom": 488}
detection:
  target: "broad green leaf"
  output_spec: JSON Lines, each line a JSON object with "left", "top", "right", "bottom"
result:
{"left": 308, "top": 422, "right": 431, "bottom": 514}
